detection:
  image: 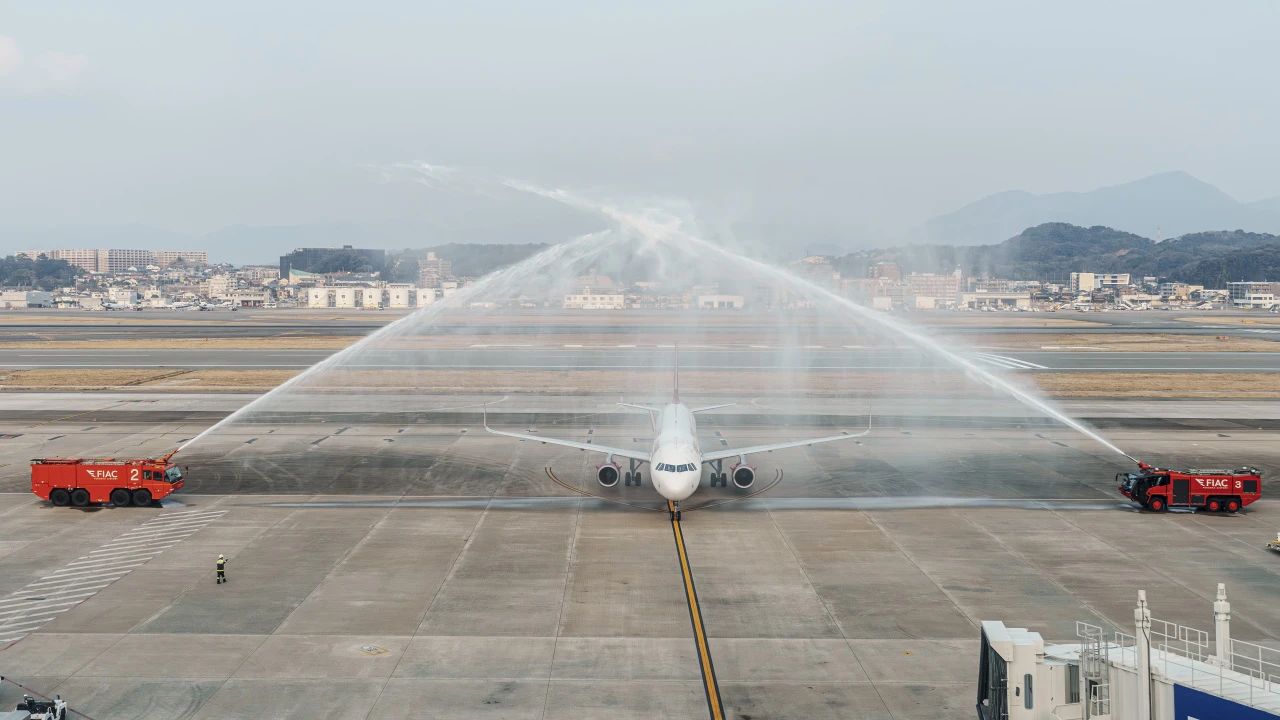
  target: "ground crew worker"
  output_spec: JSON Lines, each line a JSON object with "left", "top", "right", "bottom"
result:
{"left": 216, "top": 554, "right": 228, "bottom": 584}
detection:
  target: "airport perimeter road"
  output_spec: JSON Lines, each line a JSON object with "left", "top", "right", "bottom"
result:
{"left": 1, "top": 347, "right": 1279, "bottom": 372}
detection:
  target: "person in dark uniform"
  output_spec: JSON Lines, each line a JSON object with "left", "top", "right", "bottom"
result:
{"left": 216, "top": 554, "right": 228, "bottom": 584}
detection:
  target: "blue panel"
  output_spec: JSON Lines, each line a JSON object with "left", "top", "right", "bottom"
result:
{"left": 1174, "top": 683, "right": 1280, "bottom": 720}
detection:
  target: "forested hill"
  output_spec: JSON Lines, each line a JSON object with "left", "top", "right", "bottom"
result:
{"left": 833, "top": 224, "right": 1280, "bottom": 286}
{"left": 0, "top": 255, "right": 83, "bottom": 290}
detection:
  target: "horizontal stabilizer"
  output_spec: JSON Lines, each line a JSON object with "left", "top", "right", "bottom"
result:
{"left": 689, "top": 403, "right": 734, "bottom": 413}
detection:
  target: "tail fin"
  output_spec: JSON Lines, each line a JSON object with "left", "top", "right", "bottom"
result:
{"left": 672, "top": 347, "right": 679, "bottom": 403}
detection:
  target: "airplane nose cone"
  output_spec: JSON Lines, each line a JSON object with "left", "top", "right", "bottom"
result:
{"left": 657, "top": 472, "right": 699, "bottom": 501}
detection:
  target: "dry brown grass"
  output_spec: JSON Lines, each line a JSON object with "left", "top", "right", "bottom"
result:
{"left": 960, "top": 333, "right": 1280, "bottom": 353}
{"left": 2, "top": 337, "right": 358, "bottom": 350}
{"left": 1175, "top": 315, "right": 1280, "bottom": 326}
{"left": 1031, "top": 372, "right": 1280, "bottom": 398}
{"left": 4, "top": 365, "right": 1277, "bottom": 398}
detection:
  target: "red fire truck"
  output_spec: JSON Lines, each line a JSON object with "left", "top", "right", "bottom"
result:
{"left": 31, "top": 451, "right": 185, "bottom": 507}
{"left": 1117, "top": 462, "right": 1262, "bottom": 512}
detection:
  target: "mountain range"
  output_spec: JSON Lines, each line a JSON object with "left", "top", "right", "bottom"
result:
{"left": 919, "top": 171, "right": 1280, "bottom": 246}
{"left": 4, "top": 172, "right": 1279, "bottom": 264}
{"left": 836, "top": 224, "right": 1280, "bottom": 287}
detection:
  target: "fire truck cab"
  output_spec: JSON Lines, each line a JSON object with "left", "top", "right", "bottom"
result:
{"left": 31, "top": 452, "right": 184, "bottom": 508}
{"left": 1117, "top": 462, "right": 1261, "bottom": 513}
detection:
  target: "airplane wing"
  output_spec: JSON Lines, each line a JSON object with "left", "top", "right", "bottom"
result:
{"left": 483, "top": 412, "right": 651, "bottom": 462}
{"left": 700, "top": 429, "right": 868, "bottom": 463}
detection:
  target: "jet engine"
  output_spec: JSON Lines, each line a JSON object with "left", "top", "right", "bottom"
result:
{"left": 597, "top": 462, "right": 621, "bottom": 488}
{"left": 731, "top": 464, "right": 756, "bottom": 489}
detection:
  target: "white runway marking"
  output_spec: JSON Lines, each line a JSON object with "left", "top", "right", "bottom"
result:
{"left": 972, "top": 353, "right": 1049, "bottom": 370}
{"left": 0, "top": 508, "right": 225, "bottom": 644}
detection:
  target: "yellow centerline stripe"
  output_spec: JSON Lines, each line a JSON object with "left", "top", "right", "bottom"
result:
{"left": 670, "top": 500, "right": 725, "bottom": 720}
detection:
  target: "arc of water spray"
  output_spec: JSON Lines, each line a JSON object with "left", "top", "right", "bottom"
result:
{"left": 501, "top": 180, "right": 1139, "bottom": 464}
{"left": 174, "top": 227, "right": 627, "bottom": 455}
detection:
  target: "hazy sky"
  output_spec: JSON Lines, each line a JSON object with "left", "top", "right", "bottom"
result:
{"left": 2, "top": 1, "right": 1278, "bottom": 247}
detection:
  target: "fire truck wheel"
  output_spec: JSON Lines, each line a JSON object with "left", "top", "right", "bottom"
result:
{"left": 70, "top": 488, "right": 90, "bottom": 507}
{"left": 1207, "top": 498, "right": 1221, "bottom": 512}
{"left": 50, "top": 488, "right": 70, "bottom": 506}
{"left": 110, "top": 488, "right": 132, "bottom": 507}
{"left": 131, "top": 489, "right": 152, "bottom": 507}
{"left": 1226, "top": 498, "right": 1241, "bottom": 513}
{"left": 1147, "top": 497, "right": 1166, "bottom": 512}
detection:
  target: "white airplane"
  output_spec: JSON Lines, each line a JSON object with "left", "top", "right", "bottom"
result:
{"left": 485, "top": 367, "right": 869, "bottom": 519}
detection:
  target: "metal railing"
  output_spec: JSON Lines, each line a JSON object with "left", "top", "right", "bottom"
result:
{"left": 1142, "top": 615, "right": 1280, "bottom": 711}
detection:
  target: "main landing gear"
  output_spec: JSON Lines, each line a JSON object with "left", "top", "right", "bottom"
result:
{"left": 708, "top": 459, "right": 727, "bottom": 488}
{"left": 624, "top": 458, "right": 643, "bottom": 487}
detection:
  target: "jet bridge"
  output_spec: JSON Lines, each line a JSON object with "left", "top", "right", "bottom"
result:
{"left": 978, "top": 584, "right": 1280, "bottom": 720}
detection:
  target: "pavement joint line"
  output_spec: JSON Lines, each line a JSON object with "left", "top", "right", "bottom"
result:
{"left": 860, "top": 511, "right": 980, "bottom": 632}
{"left": 1041, "top": 506, "right": 1280, "bottom": 639}
{"left": 540, "top": 495, "right": 583, "bottom": 720}
{"left": 761, "top": 503, "right": 894, "bottom": 714}
{"left": 374, "top": 499, "right": 494, "bottom": 714}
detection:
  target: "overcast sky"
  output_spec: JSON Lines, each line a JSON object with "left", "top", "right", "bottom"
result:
{"left": 2, "top": 1, "right": 1278, "bottom": 248}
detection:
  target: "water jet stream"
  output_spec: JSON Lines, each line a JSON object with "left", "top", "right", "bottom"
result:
{"left": 502, "top": 181, "right": 1137, "bottom": 462}
{"left": 174, "top": 228, "right": 625, "bottom": 454}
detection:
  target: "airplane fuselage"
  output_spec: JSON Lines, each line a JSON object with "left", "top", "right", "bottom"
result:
{"left": 649, "top": 403, "right": 703, "bottom": 502}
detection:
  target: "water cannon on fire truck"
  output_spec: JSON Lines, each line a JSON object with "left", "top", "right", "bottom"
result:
{"left": 30, "top": 448, "right": 187, "bottom": 508}
{"left": 1117, "top": 458, "right": 1262, "bottom": 513}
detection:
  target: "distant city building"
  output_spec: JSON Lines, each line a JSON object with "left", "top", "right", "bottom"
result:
{"left": 1158, "top": 282, "right": 1203, "bottom": 300}
{"left": 905, "top": 269, "right": 963, "bottom": 307}
{"left": 1070, "top": 272, "right": 1130, "bottom": 294}
{"left": 417, "top": 251, "right": 453, "bottom": 288}
{"left": 696, "top": 294, "right": 745, "bottom": 310}
{"left": 152, "top": 250, "right": 209, "bottom": 268}
{"left": 960, "top": 291, "right": 1031, "bottom": 309}
{"left": 18, "top": 248, "right": 206, "bottom": 273}
{"left": 1227, "top": 281, "right": 1280, "bottom": 308}
{"left": 563, "top": 288, "right": 625, "bottom": 310}
{"left": 235, "top": 265, "right": 279, "bottom": 283}
{"left": 1069, "top": 272, "right": 1095, "bottom": 293}
{"left": 0, "top": 290, "right": 54, "bottom": 308}
{"left": 279, "top": 245, "right": 386, "bottom": 278}
{"left": 205, "top": 274, "right": 234, "bottom": 299}
{"left": 868, "top": 262, "right": 902, "bottom": 282}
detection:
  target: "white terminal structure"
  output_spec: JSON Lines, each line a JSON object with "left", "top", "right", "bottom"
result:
{"left": 979, "top": 584, "right": 1280, "bottom": 720}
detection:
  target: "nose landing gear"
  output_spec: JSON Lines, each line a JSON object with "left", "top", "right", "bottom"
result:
{"left": 667, "top": 500, "right": 682, "bottom": 521}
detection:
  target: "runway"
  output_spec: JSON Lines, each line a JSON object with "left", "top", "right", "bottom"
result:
{"left": 0, "top": 305, "right": 1278, "bottom": 717}
{"left": 0, "top": 389, "right": 1277, "bottom": 718}
{"left": 2, "top": 347, "right": 1278, "bottom": 372}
